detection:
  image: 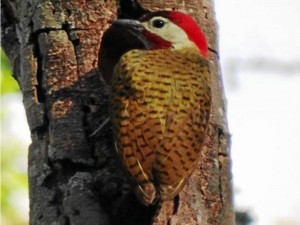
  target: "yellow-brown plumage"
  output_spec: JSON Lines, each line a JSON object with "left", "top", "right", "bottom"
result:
{"left": 110, "top": 47, "right": 211, "bottom": 205}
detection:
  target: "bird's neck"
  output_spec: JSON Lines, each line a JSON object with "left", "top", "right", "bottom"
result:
{"left": 171, "top": 40, "right": 199, "bottom": 52}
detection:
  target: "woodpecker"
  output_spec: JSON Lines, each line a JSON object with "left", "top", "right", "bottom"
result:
{"left": 108, "top": 11, "right": 211, "bottom": 205}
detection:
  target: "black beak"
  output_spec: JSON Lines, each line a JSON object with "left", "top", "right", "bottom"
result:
{"left": 109, "top": 19, "right": 145, "bottom": 33}
{"left": 108, "top": 19, "right": 152, "bottom": 49}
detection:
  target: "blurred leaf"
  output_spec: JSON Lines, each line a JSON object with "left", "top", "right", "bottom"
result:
{"left": 1, "top": 49, "right": 20, "bottom": 94}
{"left": 1, "top": 140, "right": 29, "bottom": 225}
{"left": 1, "top": 92, "right": 28, "bottom": 224}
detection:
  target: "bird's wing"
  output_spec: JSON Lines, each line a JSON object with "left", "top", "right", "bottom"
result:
{"left": 153, "top": 58, "right": 211, "bottom": 200}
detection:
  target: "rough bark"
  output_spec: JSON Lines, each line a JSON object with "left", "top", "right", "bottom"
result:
{"left": 1, "top": 0, "right": 234, "bottom": 224}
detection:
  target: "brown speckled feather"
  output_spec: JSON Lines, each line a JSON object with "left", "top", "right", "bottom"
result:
{"left": 110, "top": 48, "right": 211, "bottom": 205}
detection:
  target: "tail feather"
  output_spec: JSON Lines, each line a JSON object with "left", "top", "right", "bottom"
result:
{"left": 135, "top": 182, "right": 157, "bottom": 205}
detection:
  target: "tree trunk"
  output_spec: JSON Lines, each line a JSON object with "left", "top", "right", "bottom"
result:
{"left": 1, "top": 0, "right": 234, "bottom": 225}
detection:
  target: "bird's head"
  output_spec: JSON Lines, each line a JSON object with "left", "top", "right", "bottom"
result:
{"left": 110, "top": 11, "right": 208, "bottom": 58}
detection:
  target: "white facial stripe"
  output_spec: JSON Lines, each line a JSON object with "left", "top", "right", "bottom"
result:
{"left": 141, "top": 16, "right": 197, "bottom": 50}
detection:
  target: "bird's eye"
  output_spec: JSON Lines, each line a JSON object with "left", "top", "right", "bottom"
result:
{"left": 152, "top": 19, "right": 165, "bottom": 28}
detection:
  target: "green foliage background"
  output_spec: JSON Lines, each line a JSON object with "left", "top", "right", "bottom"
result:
{"left": 1, "top": 49, "right": 28, "bottom": 225}
{"left": 0, "top": 50, "right": 19, "bottom": 94}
